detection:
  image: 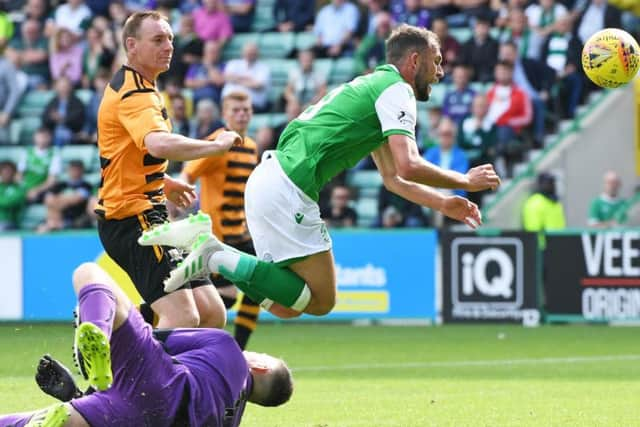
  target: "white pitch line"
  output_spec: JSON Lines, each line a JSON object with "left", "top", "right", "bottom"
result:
{"left": 292, "top": 354, "right": 640, "bottom": 372}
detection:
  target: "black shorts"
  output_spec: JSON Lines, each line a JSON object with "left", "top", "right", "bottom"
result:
{"left": 98, "top": 207, "right": 211, "bottom": 304}
{"left": 211, "top": 239, "right": 256, "bottom": 288}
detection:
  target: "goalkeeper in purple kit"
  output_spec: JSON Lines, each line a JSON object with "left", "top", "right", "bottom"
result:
{"left": 0, "top": 262, "right": 292, "bottom": 427}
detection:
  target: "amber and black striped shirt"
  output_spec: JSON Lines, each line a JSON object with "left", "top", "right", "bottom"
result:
{"left": 95, "top": 65, "right": 171, "bottom": 220}
{"left": 183, "top": 128, "right": 258, "bottom": 244}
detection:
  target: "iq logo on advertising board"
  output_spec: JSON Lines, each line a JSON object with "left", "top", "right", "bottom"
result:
{"left": 442, "top": 233, "right": 539, "bottom": 324}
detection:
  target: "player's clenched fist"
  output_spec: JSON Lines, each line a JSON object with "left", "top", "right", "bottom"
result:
{"left": 213, "top": 130, "right": 244, "bottom": 150}
{"left": 464, "top": 164, "right": 501, "bottom": 192}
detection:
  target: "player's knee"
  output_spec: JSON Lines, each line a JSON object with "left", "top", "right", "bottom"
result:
{"left": 72, "top": 262, "right": 103, "bottom": 294}
{"left": 160, "top": 309, "right": 201, "bottom": 328}
{"left": 313, "top": 302, "right": 335, "bottom": 316}
{"left": 309, "top": 293, "right": 336, "bottom": 316}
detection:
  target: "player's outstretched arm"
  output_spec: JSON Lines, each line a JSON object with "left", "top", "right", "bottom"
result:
{"left": 144, "top": 130, "right": 243, "bottom": 161}
{"left": 387, "top": 134, "right": 501, "bottom": 192}
{"left": 371, "top": 145, "right": 482, "bottom": 229}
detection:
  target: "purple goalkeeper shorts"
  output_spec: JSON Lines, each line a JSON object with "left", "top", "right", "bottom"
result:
{"left": 71, "top": 308, "right": 188, "bottom": 427}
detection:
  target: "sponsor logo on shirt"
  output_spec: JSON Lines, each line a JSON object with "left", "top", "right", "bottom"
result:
{"left": 397, "top": 110, "right": 411, "bottom": 125}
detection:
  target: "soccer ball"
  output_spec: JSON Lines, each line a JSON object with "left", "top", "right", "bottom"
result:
{"left": 581, "top": 28, "right": 640, "bottom": 88}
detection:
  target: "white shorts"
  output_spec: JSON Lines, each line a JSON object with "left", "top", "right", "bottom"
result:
{"left": 245, "top": 152, "right": 332, "bottom": 263}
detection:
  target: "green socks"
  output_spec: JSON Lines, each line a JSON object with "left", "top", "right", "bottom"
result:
{"left": 211, "top": 250, "right": 311, "bottom": 311}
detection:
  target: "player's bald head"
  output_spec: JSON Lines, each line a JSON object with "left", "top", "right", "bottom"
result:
{"left": 385, "top": 24, "right": 440, "bottom": 66}
{"left": 245, "top": 352, "right": 293, "bottom": 407}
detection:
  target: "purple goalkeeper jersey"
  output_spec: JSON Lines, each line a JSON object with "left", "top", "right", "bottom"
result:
{"left": 168, "top": 328, "right": 252, "bottom": 427}
{"left": 70, "top": 308, "right": 251, "bottom": 427}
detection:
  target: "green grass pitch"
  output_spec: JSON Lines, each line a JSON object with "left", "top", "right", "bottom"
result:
{"left": 0, "top": 323, "right": 639, "bottom": 426}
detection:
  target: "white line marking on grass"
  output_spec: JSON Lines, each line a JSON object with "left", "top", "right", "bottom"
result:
{"left": 293, "top": 354, "right": 640, "bottom": 372}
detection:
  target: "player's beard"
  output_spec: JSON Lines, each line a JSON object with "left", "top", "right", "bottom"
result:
{"left": 414, "top": 62, "right": 431, "bottom": 102}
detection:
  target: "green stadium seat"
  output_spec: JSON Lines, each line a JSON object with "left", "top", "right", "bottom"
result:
{"left": 449, "top": 27, "right": 472, "bottom": 43}
{"left": 259, "top": 32, "right": 295, "bottom": 58}
{"left": 84, "top": 171, "right": 102, "bottom": 188}
{"left": 60, "top": 145, "right": 99, "bottom": 172}
{"left": 222, "top": 33, "right": 260, "bottom": 61}
{"left": 359, "top": 186, "right": 380, "bottom": 199}
{"left": 9, "top": 120, "right": 22, "bottom": 145}
{"left": 75, "top": 89, "right": 93, "bottom": 106}
{"left": 267, "top": 83, "right": 286, "bottom": 105}
{"left": 346, "top": 170, "right": 383, "bottom": 189}
{"left": 16, "top": 90, "right": 55, "bottom": 118}
{"left": 470, "top": 82, "right": 486, "bottom": 93}
{"left": 252, "top": 3, "right": 276, "bottom": 32}
{"left": 0, "top": 146, "right": 26, "bottom": 165}
{"left": 314, "top": 58, "right": 333, "bottom": 81}
{"left": 247, "top": 113, "right": 272, "bottom": 136}
{"left": 20, "top": 203, "right": 47, "bottom": 230}
{"left": 354, "top": 196, "right": 378, "bottom": 227}
{"left": 269, "top": 113, "right": 287, "bottom": 127}
{"left": 295, "top": 32, "right": 316, "bottom": 51}
{"left": 247, "top": 112, "right": 287, "bottom": 139}
{"left": 13, "top": 116, "right": 43, "bottom": 145}
{"left": 264, "top": 58, "right": 296, "bottom": 86}
{"left": 330, "top": 58, "right": 355, "bottom": 84}
{"left": 428, "top": 84, "right": 448, "bottom": 107}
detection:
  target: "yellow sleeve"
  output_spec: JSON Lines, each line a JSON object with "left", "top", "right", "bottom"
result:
{"left": 118, "top": 92, "right": 171, "bottom": 150}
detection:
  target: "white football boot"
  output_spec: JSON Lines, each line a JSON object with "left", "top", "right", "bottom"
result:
{"left": 138, "top": 211, "right": 213, "bottom": 250}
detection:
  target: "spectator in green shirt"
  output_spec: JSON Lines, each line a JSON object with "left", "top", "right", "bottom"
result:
{"left": 588, "top": 171, "right": 627, "bottom": 228}
{"left": 17, "top": 127, "right": 62, "bottom": 204}
{"left": 0, "top": 160, "right": 26, "bottom": 231}
{"left": 354, "top": 11, "right": 392, "bottom": 75}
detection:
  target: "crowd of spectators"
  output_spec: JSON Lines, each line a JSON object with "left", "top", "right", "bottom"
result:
{"left": 0, "top": 0, "right": 638, "bottom": 232}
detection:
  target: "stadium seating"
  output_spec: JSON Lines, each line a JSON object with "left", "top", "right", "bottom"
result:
{"left": 247, "top": 112, "right": 286, "bottom": 137}
{"left": 222, "top": 33, "right": 260, "bottom": 61}
{"left": 329, "top": 58, "right": 356, "bottom": 85}
{"left": 10, "top": 116, "right": 42, "bottom": 145}
{"left": 75, "top": 89, "right": 93, "bottom": 106}
{"left": 314, "top": 58, "right": 333, "bottom": 80}
{"left": 252, "top": 0, "right": 276, "bottom": 32}
{"left": 353, "top": 196, "right": 378, "bottom": 227}
{"left": 259, "top": 32, "right": 295, "bottom": 58}
{"left": 60, "top": 145, "right": 99, "bottom": 171}
{"left": 346, "top": 170, "right": 384, "bottom": 227}
{"left": 0, "top": 145, "right": 26, "bottom": 164}
{"left": 264, "top": 58, "right": 295, "bottom": 86}
{"left": 427, "top": 84, "right": 447, "bottom": 107}
{"left": 84, "top": 171, "right": 102, "bottom": 188}
{"left": 16, "top": 90, "right": 55, "bottom": 118}
{"left": 20, "top": 204, "right": 47, "bottom": 230}
{"left": 295, "top": 32, "right": 316, "bottom": 51}
{"left": 449, "top": 27, "right": 472, "bottom": 43}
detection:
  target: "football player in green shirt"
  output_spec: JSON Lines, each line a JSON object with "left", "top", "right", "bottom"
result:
{"left": 140, "top": 24, "right": 501, "bottom": 318}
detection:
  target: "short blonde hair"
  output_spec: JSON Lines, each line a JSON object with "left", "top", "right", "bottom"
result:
{"left": 222, "top": 91, "right": 251, "bottom": 110}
